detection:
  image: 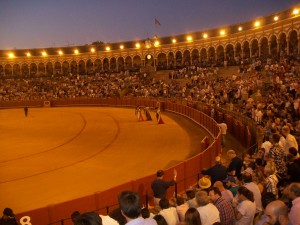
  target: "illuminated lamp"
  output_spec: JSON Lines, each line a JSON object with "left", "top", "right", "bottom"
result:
{"left": 238, "top": 27, "right": 243, "bottom": 31}
{"left": 91, "top": 48, "right": 95, "bottom": 53}
{"left": 42, "top": 51, "right": 47, "bottom": 56}
{"left": 274, "top": 16, "right": 279, "bottom": 21}
{"left": 187, "top": 36, "right": 193, "bottom": 41}
{"left": 58, "top": 50, "right": 63, "bottom": 55}
{"left": 172, "top": 38, "right": 176, "bottom": 43}
{"left": 26, "top": 52, "right": 31, "bottom": 57}
{"left": 106, "top": 46, "right": 110, "bottom": 51}
{"left": 120, "top": 45, "right": 124, "bottom": 49}
{"left": 293, "top": 9, "right": 299, "bottom": 15}
{"left": 74, "top": 49, "right": 79, "bottom": 54}
{"left": 147, "top": 54, "right": 151, "bottom": 60}
{"left": 8, "top": 53, "right": 14, "bottom": 58}
{"left": 136, "top": 43, "right": 141, "bottom": 48}
{"left": 203, "top": 33, "right": 208, "bottom": 38}
{"left": 254, "top": 21, "right": 260, "bottom": 27}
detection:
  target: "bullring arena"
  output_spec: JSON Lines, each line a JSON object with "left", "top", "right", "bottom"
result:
{"left": 0, "top": 105, "right": 211, "bottom": 222}
{"left": 1, "top": 3, "right": 300, "bottom": 225}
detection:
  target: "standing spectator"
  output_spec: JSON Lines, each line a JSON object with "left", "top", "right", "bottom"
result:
{"left": 208, "top": 187, "right": 235, "bottom": 225}
{"left": 286, "top": 183, "right": 300, "bottom": 225}
{"left": 254, "top": 192, "right": 276, "bottom": 225}
{"left": 201, "top": 156, "right": 227, "bottom": 185}
{"left": 234, "top": 187, "right": 256, "bottom": 225}
{"left": 184, "top": 208, "right": 202, "bottom": 225}
{"left": 227, "top": 150, "right": 244, "bottom": 177}
{"left": 158, "top": 198, "right": 179, "bottom": 225}
{"left": 267, "top": 133, "right": 287, "bottom": 179}
{"left": 118, "top": 191, "right": 156, "bottom": 225}
{"left": 281, "top": 126, "right": 298, "bottom": 154}
{"left": 151, "top": 169, "right": 177, "bottom": 206}
{"left": 264, "top": 200, "right": 291, "bottom": 225}
{"left": 153, "top": 215, "right": 167, "bottom": 225}
{"left": 217, "top": 122, "right": 227, "bottom": 146}
{"left": 264, "top": 162, "right": 279, "bottom": 197}
{"left": 195, "top": 191, "right": 220, "bottom": 225}
{"left": 242, "top": 173, "right": 263, "bottom": 214}
{"left": 286, "top": 154, "right": 300, "bottom": 182}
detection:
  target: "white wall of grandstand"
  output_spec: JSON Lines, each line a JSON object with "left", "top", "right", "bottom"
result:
{"left": 0, "top": 5, "right": 300, "bottom": 77}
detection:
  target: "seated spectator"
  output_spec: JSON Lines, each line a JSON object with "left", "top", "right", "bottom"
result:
{"left": 71, "top": 211, "right": 81, "bottom": 225}
{"left": 118, "top": 190, "right": 156, "bottom": 225}
{"left": 254, "top": 192, "right": 276, "bottom": 225}
{"left": 195, "top": 191, "right": 220, "bottom": 225}
{"left": 223, "top": 176, "right": 239, "bottom": 197}
{"left": 213, "top": 181, "right": 233, "bottom": 203}
{"left": 175, "top": 196, "right": 189, "bottom": 222}
{"left": 153, "top": 215, "right": 167, "bottom": 225}
{"left": 264, "top": 200, "right": 291, "bottom": 225}
{"left": 286, "top": 154, "right": 300, "bottom": 182}
{"left": 286, "top": 183, "right": 300, "bottom": 225}
{"left": 0, "top": 208, "right": 18, "bottom": 225}
{"left": 75, "top": 212, "right": 102, "bottom": 225}
{"left": 184, "top": 208, "right": 202, "bottom": 225}
{"left": 158, "top": 198, "right": 179, "bottom": 225}
{"left": 234, "top": 186, "right": 256, "bottom": 225}
{"left": 185, "top": 189, "right": 198, "bottom": 208}
{"left": 198, "top": 177, "right": 211, "bottom": 192}
{"left": 208, "top": 187, "right": 235, "bottom": 225}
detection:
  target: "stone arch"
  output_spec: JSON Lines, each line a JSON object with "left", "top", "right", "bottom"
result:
{"left": 260, "top": 37, "right": 269, "bottom": 58}
{"left": 0, "top": 65, "right": 3, "bottom": 76}
{"left": 208, "top": 46, "right": 216, "bottom": 65}
{"left": 30, "top": 63, "right": 37, "bottom": 76}
{"left": 117, "top": 57, "right": 125, "bottom": 72}
{"left": 200, "top": 48, "right": 208, "bottom": 65}
{"left": 13, "top": 64, "right": 21, "bottom": 76}
{"left": 216, "top": 45, "right": 225, "bottom": 65}
{"left": 278, "top": 32, "right": 287, "bottom": 54}
{"left": 175, "top": 51, "right": 183, "bottom": 68}
{"left": 103, "top": 58, "right": 109, "bottom": 72}
{"left": 242, "top": 41, "right": 250, "bottom": 59}
{"left": 235, "top": 42, "right": 242, "bottom": 59}
{"left": 225, "top": 44, "right": 234, "bottom": 65}
{"left": 125, "top": 56, "right": 132, "bottom": 70}
{"left": 46, "top": 62, "right": 53, "bottom": 76}
{"left": 38, "top": 62, "right": 46, "bottom": 76}
{"left": 54, "top": 62, "right": 62, "bottom": 75}
{"left": 157, "top": 53, "right": 167, "bottom": 70}
{"left": 5, "top": 64, "right": 12, "bottom": 76}
{"left": 251, "top": 39, "right": 259, "bottom": 58}
{"left": 21, "top": 63, "right": 29, "bottom": 77}
{"left": 86, "top": 59, "right": 94, "bottom": 75}
{"left": 288, "top": 29, "right": 298, "bottom": 55}
{"left": 168, "top": 52, "right": 175, "bottom": 69}
{"left": 94, "top": 59, "right": 102, "bottom": 72}
{"left": 110, "top": 57, "right": 117, "bottom": 72}
{"left": 62, "top": 61, "right": 69, "bottom": 75}
{"left": 78, "top": 60, "right": 86, "bottom": 75}
{"left": 70, "top": 61, "right": 77, "bottom": 74}
{"left": 269, "top": 35, "right": 278, "bottom": 57}
{"left": 144, "top": 54, "right": 154, "bottom": 67}
{"left": 191, "top": 49, "right": 199, "bottom": 65}
{"left": 183, "top": 50, "right": 191, "bottom": 66}
{"left": 133, "top": 55, "right": 142, "bottom": 71}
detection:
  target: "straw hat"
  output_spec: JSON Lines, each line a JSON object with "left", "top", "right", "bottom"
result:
{"left": 198, "top": 177, "right": 211, "bottom": 189}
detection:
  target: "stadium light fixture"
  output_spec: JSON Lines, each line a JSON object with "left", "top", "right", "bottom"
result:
{"left": 8, "top": 53, "right": 14, "bottom": 58}
{"left": 187, "top": 36, "right": 193, "bottom": 41}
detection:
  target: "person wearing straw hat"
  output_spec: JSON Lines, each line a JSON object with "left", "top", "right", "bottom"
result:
{"left": 198, "top": 176, "right": 211, "bottom": 191}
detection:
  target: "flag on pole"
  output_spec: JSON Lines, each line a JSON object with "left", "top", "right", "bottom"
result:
{"left": 155, "top": 18, "right": 161, "bottom": 26}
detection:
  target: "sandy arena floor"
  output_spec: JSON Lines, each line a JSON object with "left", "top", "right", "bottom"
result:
{"left": 0, "top": 107, "right": 208, "bottom": 213}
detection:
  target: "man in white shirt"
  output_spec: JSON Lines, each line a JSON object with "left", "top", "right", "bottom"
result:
{"left": 195, "top": 191, "right": 220, "bottom": 225}
{"left": 158, "top": 198, "right": 179, "bottom": 225}
{"left": 281, "top": 125, "right": 298, "bottom": 154}
{"left": 118, "top": 191, "right": 157, "bottom": 225}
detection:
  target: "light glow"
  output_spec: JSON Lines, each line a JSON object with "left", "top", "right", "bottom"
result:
{"left": 274, "top": 16, "right": 279, "bottom": 21}
{"left": 220, "top": 30, "right": 226, "bottom": 36}
{"left": 8, "top": 53, "right": 14, "bottom": 58}
{"left": 187, "top": 36, "right": 193, "bottom": 41}
{"left": 203, "top": 33, "right": 208, "bottom": 38}
{"left": 26, "top": 52, "right": 31, "bottom": 57}
{"left": 42, "top": 51, "right": 47, "bottom": 56}
{"left": 254, "top": 21, "right": 260, "bottom": 27}
{"left": 106, "top": 46, "right": 110, "bottom": 51}
{"left": 154, "top": 41, "right": 160, "bottom": 47}
{"left": 293, "top": 9, "right": 299, "bottom": 15}
{"left": 238, "top": 27, "right": 243, "bottom": 31}
{"left": 91, "top": 48, "right": 95, "bottom": 53}
{"left": 74, "top": 49, "right": 79, "bottom": 54}
{"left": 135, "top": 43, "right": 140, "bottom": 48}
{"left": 172, "top": 39, "right": 177, "bottom": 43}
{"left": 58, "top": 50, "right": 63, "bottom": 55}
{"left": 120, "top": 45, "right": 124, "bottom": 49}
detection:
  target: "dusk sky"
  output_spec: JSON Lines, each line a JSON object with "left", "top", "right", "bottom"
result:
{"left": 0, "top": 0, "right": 299, "bottom": 50}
